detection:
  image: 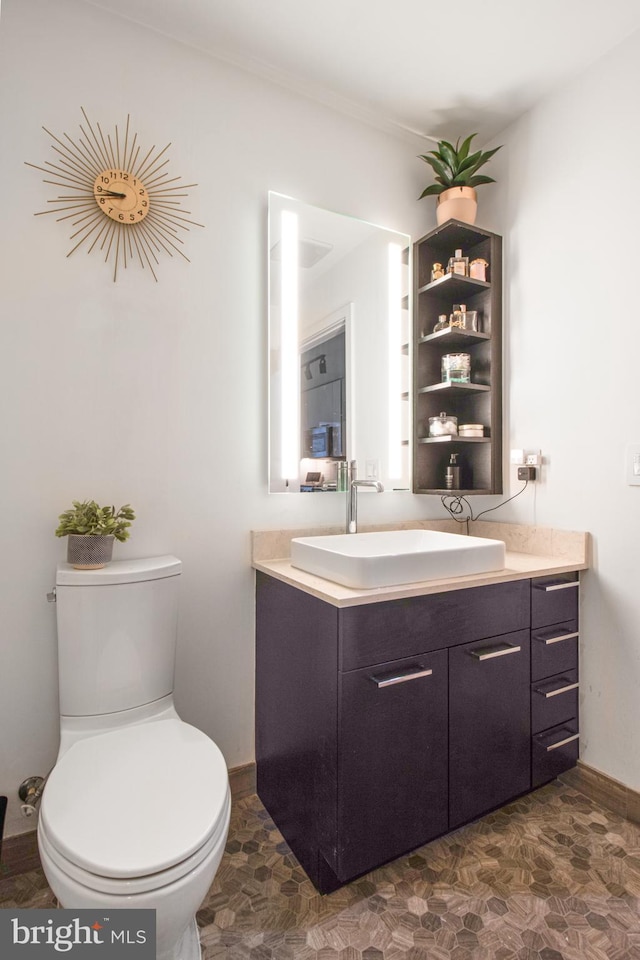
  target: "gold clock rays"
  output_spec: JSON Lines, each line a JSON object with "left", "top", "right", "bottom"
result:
{"left": 26, "top": 108, "right": 203, "bottom": 281}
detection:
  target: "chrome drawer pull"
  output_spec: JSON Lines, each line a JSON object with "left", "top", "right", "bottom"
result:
{"left": 469, "top": 643, "right": 521, "bottom": 661}
{"left": 546, "top": 733, "right": 579, "bottom": 752}
{"left": 535, "top": 681, "right": 579, "bottom": 699}
{"left": 537, "top": 630, "right": 579, "bottom": 646}
{"left": 371, "top": 666, "right": 433, "bottom": 688}
{"left": 537, "top": 581, "right": 579, "bottom": 592}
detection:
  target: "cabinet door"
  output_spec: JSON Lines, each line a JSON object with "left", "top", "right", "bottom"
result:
{"left": 334, "top": 649, "right": 448, "bottom": 881}
{"left": 449, "top": 629, "right": 531, "bottom": 828}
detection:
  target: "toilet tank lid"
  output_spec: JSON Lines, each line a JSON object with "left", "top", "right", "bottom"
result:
{"left": 56, "top": 555, "right": 182, "bottom": 586}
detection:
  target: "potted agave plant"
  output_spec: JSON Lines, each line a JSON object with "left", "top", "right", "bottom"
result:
{"left": 418, "top": 133, "right": 502, "bottom": 225}
{"left": 55, "top": 500, "right": 136, "bottom": 569}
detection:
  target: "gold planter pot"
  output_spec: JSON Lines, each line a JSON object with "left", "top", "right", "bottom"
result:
{"left": 437, "top": 186, "right": 478, "bottom": 226}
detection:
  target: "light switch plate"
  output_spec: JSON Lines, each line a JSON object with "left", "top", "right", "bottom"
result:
{"left": 625, "top": 444, "right": 640, "bottom": 485}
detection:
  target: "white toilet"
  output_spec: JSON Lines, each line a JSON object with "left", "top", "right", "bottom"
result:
{"left": 38, "top": 556, "right": 231, "bottom": 960}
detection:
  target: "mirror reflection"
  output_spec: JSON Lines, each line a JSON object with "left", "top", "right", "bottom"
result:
{"left": 268, "top": 193, "right": 411, "bottom": 493}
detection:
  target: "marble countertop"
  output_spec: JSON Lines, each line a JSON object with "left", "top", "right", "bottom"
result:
{"left": 251, "top": 520, "right": 590, "bottom": 608}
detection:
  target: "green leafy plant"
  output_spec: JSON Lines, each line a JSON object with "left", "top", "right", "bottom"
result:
{"left": 55, "top": 500, "right": 136, "bottom": 542}
{"left": 418, "top": 134, "right": 502, "bottom": 199}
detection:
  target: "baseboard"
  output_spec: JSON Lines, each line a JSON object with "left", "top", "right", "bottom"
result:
{"left": 0, "top": 761, "right": 258, "bottom": 880}
{"left": 559, "top": 760, "right": 640, "bottom": 825}
{"left": 228, "top": 761, "right": 256, "bottom": 801}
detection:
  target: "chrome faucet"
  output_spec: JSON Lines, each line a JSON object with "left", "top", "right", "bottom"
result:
{"left": 346, "top": 461, "right": 384, "bottom": 533}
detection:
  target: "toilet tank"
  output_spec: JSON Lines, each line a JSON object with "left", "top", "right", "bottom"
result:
{"left": 55, "top": 556, "right": 182, "bottom": 717}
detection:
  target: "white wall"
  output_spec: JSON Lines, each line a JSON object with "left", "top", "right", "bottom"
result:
{"left": 480, "top": 28, "right": 640, "bottom": 791}
{"left": 3, "top": 0, "right": 637, "bottom": 841}
{"left": 0, "top": 0, "right": 435, "bottom": 835}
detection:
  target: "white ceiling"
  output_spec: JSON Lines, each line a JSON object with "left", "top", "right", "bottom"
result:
{"left": 87, "top": 0, "right": 640, "bottom": 143}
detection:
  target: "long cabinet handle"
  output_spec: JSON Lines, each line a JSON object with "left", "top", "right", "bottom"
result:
{"left": 371, "top": 666, "right": 433, "bottom": 688}
{"left": 536, "top": 630, "right": 579, "bottom": 646}
{"left": 534, "top": 681, "right": 579, "bottom": 699}
{"left": 536, "top": 580, "right": 579, "bottom": 592}
{"left": 546, "top": 733, "right": 579, "bottom": 752}
{"left": 468, "top": 642, "right": 521, "bottom": 661}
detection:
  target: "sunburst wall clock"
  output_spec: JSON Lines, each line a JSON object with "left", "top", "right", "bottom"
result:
{"left": 25, "top": 108, "right": 203, "bottom": 281}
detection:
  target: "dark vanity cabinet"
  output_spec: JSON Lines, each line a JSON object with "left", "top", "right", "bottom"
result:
{"left": 255, "top": 570, "right": 580, "bottom": 894}
{"left": 413, "top": 219, "right": 502, "bottom": 495}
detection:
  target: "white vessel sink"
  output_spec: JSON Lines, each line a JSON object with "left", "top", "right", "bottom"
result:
{"left": 290, "top": 529, "right": 506, "bottom": 589}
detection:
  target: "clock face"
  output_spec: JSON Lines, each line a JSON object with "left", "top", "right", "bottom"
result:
{"left": 94, "top": 170, "right": 150, "bottom": 224}
{"left": 26, "top": 109, "right": 203, "bottom": 282}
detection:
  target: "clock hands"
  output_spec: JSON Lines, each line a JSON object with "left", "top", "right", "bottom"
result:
{"left": 96, "top": 190, "right": 127, "bottom": 199}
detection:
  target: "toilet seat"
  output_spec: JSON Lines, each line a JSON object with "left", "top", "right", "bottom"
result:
{"left": 40, "top": 719, "right": 229, "bottom": 883}
{"left": 38, "top": 796, "right": 230, "bottom": 896}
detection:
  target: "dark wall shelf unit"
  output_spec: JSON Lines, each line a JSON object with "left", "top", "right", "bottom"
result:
{"left": 413, "top": 219, "right": 503, "bottom": 495}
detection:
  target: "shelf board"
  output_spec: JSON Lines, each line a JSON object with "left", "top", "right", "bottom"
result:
{"left": 401, "top": 294, "right": 409, "bottom": 309}
{"left": 418, "top": 436, "right": 490, "bottom": 444}
{"left": 418, "top": 328, "right": 489, "bottom": 347}
{"left": 414, "top": 487, "right": 495, "bottom": 496}
{"left": 417, "top": 382, "right": 490, "bottom": 396}
{"left": 401, "top": 342, "right": 409, "bottom": 355}
{"left": 418, "top": 273, "right": 490, "bottom": 298}
{"left": 401, "top": 391, "right": 410, "bottom": 400}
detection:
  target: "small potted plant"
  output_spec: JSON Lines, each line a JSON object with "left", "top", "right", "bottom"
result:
{"left": 55, "top": 500, "right": 136, "bottom": 569}
{"left": 418, "top": 133, "right": 502, "bottom": 225}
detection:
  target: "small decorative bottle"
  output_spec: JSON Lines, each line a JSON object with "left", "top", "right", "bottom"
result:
{"left": 449, "top": 304, "right": 465, "bottom": 328}
{"left": 431, "top": 262, "right": 445, "bottom": 282}
{"left": 469, "top": 257, "right": 489, "bottom": 281}
{"left": 447, "top": 248, "right": 469, "bottom": 276}
{"left": 432, "top": 314, "right": 449, "bottom": 333}
{"left": 445, "top": 453, "right": 461, "bottom": 490}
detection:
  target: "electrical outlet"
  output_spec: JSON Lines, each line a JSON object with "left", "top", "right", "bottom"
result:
{"left": 526, "top": 451, "right": 541, "bottom": 466}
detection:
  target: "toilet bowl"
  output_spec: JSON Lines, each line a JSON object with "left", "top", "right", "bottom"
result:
{"left": 40, "top": 557, "right": 231, "bottom": 960}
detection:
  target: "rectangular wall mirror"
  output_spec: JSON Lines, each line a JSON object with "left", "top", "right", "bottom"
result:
{"left": 268, "top": 192, "right": 411, "bottom": 493}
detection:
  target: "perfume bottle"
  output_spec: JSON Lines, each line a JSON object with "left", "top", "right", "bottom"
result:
{"left": 431, "top": 262, "right": 444, "bottom": 282}
{"left": 447, "top": 248, "right": 469, "bottom": 277}
{"left": 433, "top": 314, "right": 449, "bottom": 333}
{"left": 449, "top": 304, "right": 465, "bottom": 328}
{"left": 470, "top": 257, "right": 489, "bottom": 281}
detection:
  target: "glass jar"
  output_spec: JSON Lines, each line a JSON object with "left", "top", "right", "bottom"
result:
{"left": 428, "top": 412, "right": 458, "bottom": 437}
{"left": 442, "top": 353, "right": 471, "bottom": 384}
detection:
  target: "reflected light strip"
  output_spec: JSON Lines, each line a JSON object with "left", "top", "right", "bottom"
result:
{"left": 280, "top": 210, "right": 300, "bottom": 479}
{"left": 388, "top": 242, "right": 402, "bottom": 477}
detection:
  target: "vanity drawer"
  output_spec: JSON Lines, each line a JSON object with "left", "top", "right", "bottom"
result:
{"left": 531, "top": 669, "right": 578, "bottom": 735}
{"left": 531, "top": 573, "right": 579, "bottom": 628}
{"left": 532, "top": 721, "right": 579, "bottom": 788}
{"left": 531, "top": 620, "right": 578, "bottom": 681}
{"left": 338, "top": 580, "right": 530, "bottom": 670}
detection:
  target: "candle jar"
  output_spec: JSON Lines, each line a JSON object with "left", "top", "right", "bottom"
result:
{"left": 441, "top": 353, "right": 471, "bottom": 383}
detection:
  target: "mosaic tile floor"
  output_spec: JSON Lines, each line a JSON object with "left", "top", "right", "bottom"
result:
{"left": 1, "top": 782, "right": 639, "bottom": 959}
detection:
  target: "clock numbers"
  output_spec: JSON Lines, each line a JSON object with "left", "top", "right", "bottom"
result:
{"left": 93, "top": 169, "right": 150, "bottom": 225}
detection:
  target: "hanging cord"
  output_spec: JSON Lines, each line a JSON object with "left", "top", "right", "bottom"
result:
{"left": 441, "top": 480, "right": 530, "bottom": 533}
